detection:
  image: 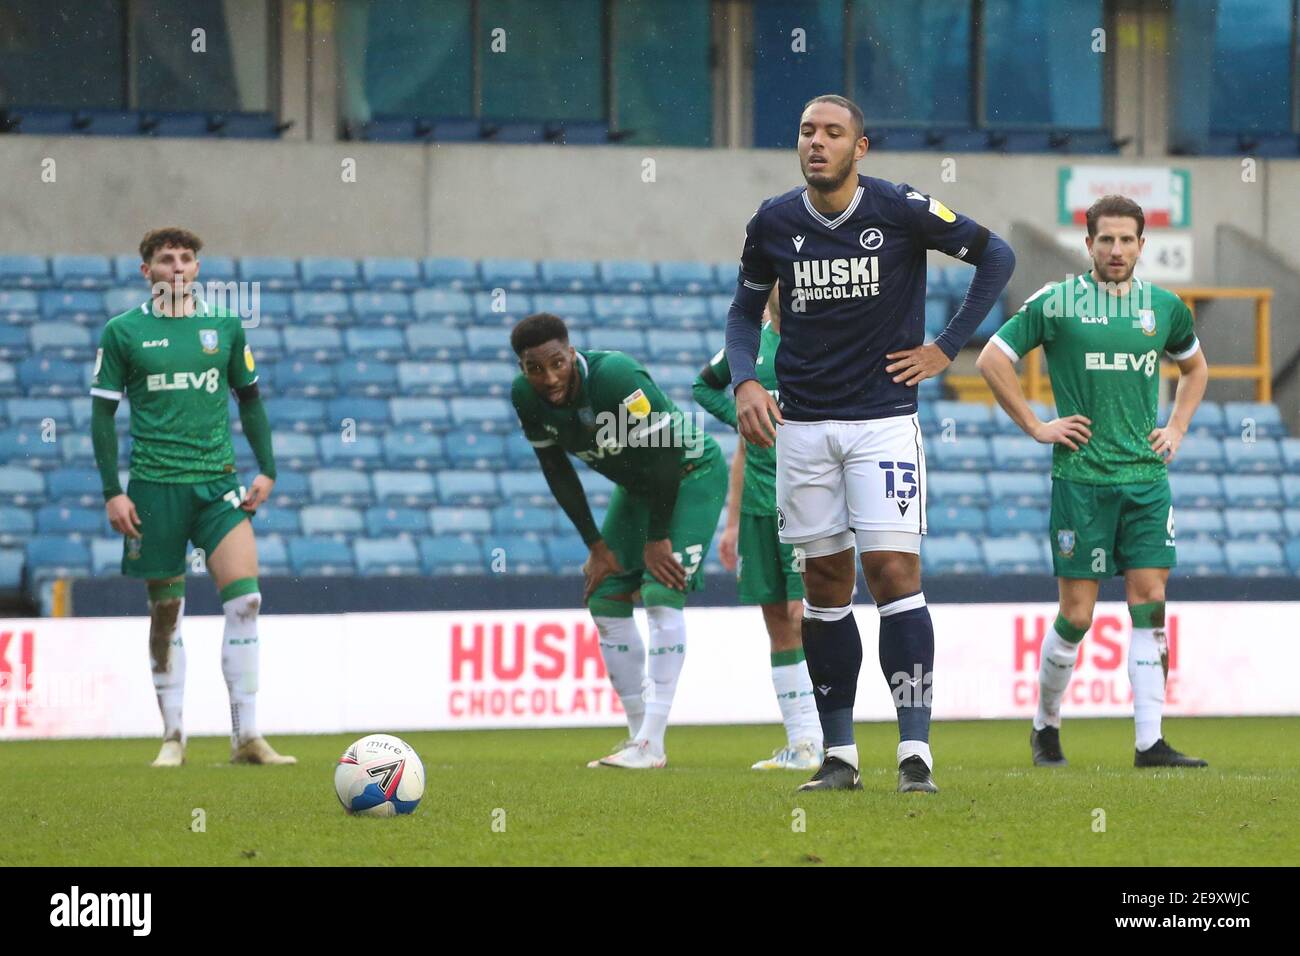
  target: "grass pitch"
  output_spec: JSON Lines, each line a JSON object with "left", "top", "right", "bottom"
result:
{"left": 3, "top": 717, "right": 1295, "bottom": 866}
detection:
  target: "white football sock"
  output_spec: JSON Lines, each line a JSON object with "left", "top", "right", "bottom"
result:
{"left": 148, "top": 596, "right": 186, "bottom": 742}
{"left": 637, "top": 605, "right": 686, "bottom": 753}
{"left": 1035, "top": 625, "right": 1083, "bottom": 730}
{"left": 592, "top": 614, "right": 647, "bottom": 736}
{"left": 826, "top": 743, "right": 859, "bottom": 770}
{"left": 898, "top": 740, "right": 934, "bottom": 770}
{"left": 1129, "top": 626, "right": 1166, "bottom": 751}
{"left": 221, "top": 591, "right": 261, "bottom": 747}
{"left": 772, "top": 656, "right": 822, "bottom": 748}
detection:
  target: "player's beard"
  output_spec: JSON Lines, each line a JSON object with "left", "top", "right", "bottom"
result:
{"left": 802, "top": 151, "right": 854, "bottom": 193}
{"left": 1095, "top": 257, "right": 1136, "bottom": 287}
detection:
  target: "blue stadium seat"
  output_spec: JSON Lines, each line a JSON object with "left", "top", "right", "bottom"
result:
{"left": 592, "top": 293, "right": 650, "bottom": 324}
{"left": 396, "top": 361, "right": 457, "bottom": 395}
{"left": 287, "top": 536, "right": 355, "bottom": 575}
{"left": 1285, "top": 539, "right": 1300, "bottom": 574}
{"left": 943, "top": 264, "right": 976, "bottom": 296}
{"left": 924, "top": 298, "right": 948, "bottom": 339}
{"left": 490, "top": 535, "right": 549, "bottom": 574}
{"left": 922, "top": 535, "right": 983, "bottom": 574}
{"left": 445, "top": 432, "right": 508, "bottom": 469}
{"left": 1224, "top": 509, "right": 1284, "bottom": 541}
{"left": 927, "top": 436, "right": 992, "bottom": 471}
{"left": 290, "top": 292, "right": 352, "bottom": 326}
{"left": 458, "top": 361, "right": 514, "bottom": 396}
{"left": 586, "top": 328, "right": 646, "bottom": 354}
{"left": 532, "top": 293, "right": 593, "bottom": 326}
{"left": 275, "top": 361, "right": 337, "bottom": 396}
{"left": 492, "top": 505, "right": 556, "bottom": 535}
{"left": 932, "top": 401, "right": 993, "bottom": 436}
{"left": 350, "top": 292, "right": 413, "bottom": 327}
{"left": 412, "top": 288, "right": 474, "bottom": 322}
{"left": 406, "top": 325, "right": 466, "bottom": 360}
{"left": 358, "top": 257, "right": 419, "bottom": 290}
{"left": 250, "top": 507, "right": 300, "bottom": 536}
{"left": 381, "top": 431, "right": 444, "bottom": 468}
{"left": 1224, "top": 540, "right": 1285, "bottom": 576}
{"left": 326, "top": 396, "right": 391, "bottom": 431}
{"left": 463, "top": 327, "right": 513, "bottom": 362}
{"left": 706, "top": 294, "right": 732, "bottom": 322}
{"left": 0, "top": 290, "right": 41, "bottom": 324}
{"left": 1223, "top": 475, "right": 1283, "bottom": 509}
{"left": 985, "top": 505, "right": 1049, "bottom": 537}
{"left": 430, "top": 506, "right": 492, "bottom": 536}
{"left": 1283, "top": 508, "right": 1300, "bottom": 538}
{"left": 646, "top": 330, "right": 706, "bottom": 363}
{"left": 1170, "top": 473, "right": 1225, "bottom": 509}
{"left": 598, "top": 260, "right": 656, "bottom": 293}
{"left": 419, "top": 535, "right": 485, "bottom": 574}
{"left": 710, "top": 262, "right": 739, "bottom": 293}
{"left": 1175, "top": 508, "right": 1224, "bottom": 539}
{"left": 109, "top": 255, "right": 140, "bottom": 285}
{"left": 59, "top": 433, "right": 107, "bottom": 466}
{"left": 30, "top": 322, "right": 94, "bottom": 359}
{"left": 1173, "top": 539, "right": 1227, "bottom": 576}
{"left": 6, "top": 397, "right": 69, "bottom": 424}
{"left": 1169, "top": 435, "right": 1224, "bottom": 472}
{"left": 268, "top": 471, "right": 309, "bottom": 507}
{"left": 657, "top": 262, "right": 715, "bottom": 295}
{"left": 90, "top": 537, "right": 122, "bottom": 576}
{"left": 1283, "top": 476, "right": 1300, "bottom": 507}
{"left": 1223, "top": 438, "right": 1282, "bottom": 474}
{"left": 0, "top": 255, "right": 50, "bottom": 289}
{"left": 434, "top": 470, "right": 498, "bottom": 507}
{"left": 299, "top": 505, "right": 364, "bottom": 536}
{"left": 47, "top": 468, "right": 101, "bottom": 505}
{"left": 283, "top": 326, "right": 343, "bottom": 356}
{"left": 239, "top": 256, "right": 299, "bottom": 289}
{"left": 0, "top": 549, "right": 22, "bottom": 591}
{"left": 317, "top": 433, "right": 383, "bottom": 467}
{"left": 51, "top": 255, "right": 113, "bottom": 289}
{"left": 1280, "top": 438, "right": 1300, "bottom": 473}
{"left": 255, "top": 534, "right": 291, "bottom": 575}
{"left": 505, "top": 432, "right": 537, "bottom": 468}
{"left": 479, "top": 258, "right": 539, "bottom": 292}
{"left": 988, "top": 472, "right": 1050, "bottom": 506}
{"left": 647, "top": 363, "right": 696, "bottom": 395}
{"left": 499, "top": 470, "right": 550, "bottom": 505}
{"left": 538, "top": 260, "right": 597, "bottom": 292}
{"left": 25, "top": 536, "right": 91, "bottom": 582}
{"left": 300, "top": 257, "right": 360, "bottom": 291}
{"left": 195, "top": 254, "right": 238, "bottom": 284}
{"left": 982, "top": 538, "right": 1045, "bottom": 575}
{"left": 335, "top": 358, "right": 399, "bottom": 394}
{"left": 371, "top": 470, "right": 437, "bottom": 506}
{"left": 41, "top": 290, "right": 104, "bottom": 324}
{"left": 472, "top": 290, "right": 533, "bottom": 324}
{"left": 421, "top": 257, "right": 479, "bottom": 289}
{"left": 364, "top": 506, "right": 428, "bottom": 537}
{"left": 245, "top": 326, "right": 284, "bottom": 361}
{"left": 0, "top": 427, "right": 60, "bottom": 466}
{"left": 308, "top": 469, "right": 373, "bottom": 506}
{"left": 650, "top": 295, "right": 710, "bottom": 329}
{"left": 1222, "top": 402, "right": 1287, "bottom": 439}
{"left": 991, "top": 435, "right": 1052, "bottom": 470}
{"left": 68, "top": 396, "right": 92, "bottom": 428}
{"left": 578, "top": 468, "right": 615, "bottom": 507}
{"left": 1163, "top": 400, "right": 1225, "bottom": 437}
{"left": 0, "top": 506, "right": 35, "bottom": 546}
{"left": 389, "top": 397, "right": 450, "bottom": 430}
{"left": 546, "top": 535, "right": 591, "bottom": 574}
{"left": 267, "top": 397, "right": 328, "bottom": 432}
{"left": 927, "top": 505, "right": 985, "bottom": 536}
{"left": 355, "top": 537, "right": 421, "bottom": 575}
{"left": 450, "top": 397, "right": 513, "bottom": 431}
{"left": 927, "top": 472, "right": 988, "bottom": 506}
{"left": 252, "top": 290, "right": 293, "bottom": 323}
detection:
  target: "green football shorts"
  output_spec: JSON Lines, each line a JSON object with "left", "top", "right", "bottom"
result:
{"left": 737, "top": 512, "right": 805, "bottom": 605}
{"left": 121, "top": 476, "right": 251, "bottom": 579}
{"left": 591, "top": 456, "right": 727, "bottom": 608}
{"left": 1049, "top": 477, "right": 1175, "bottom": 579}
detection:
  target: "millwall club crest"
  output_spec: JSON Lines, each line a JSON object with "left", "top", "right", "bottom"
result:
{"left": 1057, "top": 529, "right": 1076, "bottom": 558}
{"left": 1138, "top": 310, "right": 1157, "bottom": 336}
{"left": 199, "top": 328, "right": 219, "bottom": 354}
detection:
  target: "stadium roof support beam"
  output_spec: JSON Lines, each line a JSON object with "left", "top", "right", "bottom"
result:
{"left": 711, "top": 0, "right": 754, "bottom": 148}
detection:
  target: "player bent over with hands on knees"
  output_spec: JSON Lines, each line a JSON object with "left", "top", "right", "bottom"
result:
{"left": 510, "top": 313, "right": 727, "bottom": 769}
{"left": 92, "top": 227, "right": 295, "bottom": 768}
{"left": 727, "top": 95, "right": 1016, "bottom": 793}
{"left": 976, "top": 194, "right": 1209, "bottom": 770}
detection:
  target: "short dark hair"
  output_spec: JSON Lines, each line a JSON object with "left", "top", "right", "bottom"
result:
{"left": 139, "top": 227, "right": 202, "bottom": 263}
{"left": 1086, "top": 195, "right": 1145, "bottom": 238}
{"left": 511, "top": 312, "right": 569, "bottom": 357}
{"left": 802, "top": 94, "right": 865, "bottom": 140}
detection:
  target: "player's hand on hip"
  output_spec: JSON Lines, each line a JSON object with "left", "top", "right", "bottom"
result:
{"left": 735, "top": 379, "right": 783, "bottom": 449}
{"left": 241, "top": 474, "right": 275, "bottom": 511}
{"left": 885, "top": 342, "right": 951, "bottom": 386}
{"left": 644, "top": 538, "right": 688, "bottom": 591}
{"left": 106, "top": 493, "right": 142, "bottom": 539}
{"left": 1148, "top": 422, "right": 1185, "bottom": 462}
{"left": 1032, "top": 415, "right": 1092, "bottom": 451}
{"left": 718, "top": 524, "right": 739, "bottom": 572}
{"left": 582, "top": 540, "right": 624, "bottom": 604}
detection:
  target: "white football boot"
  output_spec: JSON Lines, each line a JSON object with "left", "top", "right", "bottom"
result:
{"left": 151, "top": 738, "right": 185, "bottom": 768}
{"left": 751, "top": 740, "right": 823, "bottom": 771}
{"left": 586, "top": 738, "right": 636, "bottom": 768}
{"left": 597, "top": 738, "right": 667, "bottom": 769}
{"left": 231, "top": 736, "right": 298, "bottom": 765}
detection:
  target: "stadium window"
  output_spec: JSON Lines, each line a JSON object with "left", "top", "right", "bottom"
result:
{"left": 847, "top": 0, "right": 973, "bottom": 127}
{"left": 479, "top": 0, "right": 604, "bottom": 123}
{"left": 611, "top": 0, "right": 712, "bottom": 146}
{"left": 131, "top": 0, "right": 273, "bottom": 112}
{"left": 337, "top": 0, "right": 474, "bottom": 127}
{"left": 0, "top": 0, "right": 128, "bottom": 109}
{"left": 981, "top": 0, "right": 1104, "bottom": 129}
{"left": 752, "top": 0, "right": 844, "bottom": 148}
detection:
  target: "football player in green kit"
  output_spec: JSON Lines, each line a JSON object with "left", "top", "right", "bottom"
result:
{"left": 510, "top": 313, "right": 726, "bottom": 769}
{"left": 694, "top": 285, "right": 823, "bottom": 770}
{"left": 91, "top": 228, "right": 294, "bottom": 768}
{"left": 977, "top": 195, "right": 1210, "bottom": 769}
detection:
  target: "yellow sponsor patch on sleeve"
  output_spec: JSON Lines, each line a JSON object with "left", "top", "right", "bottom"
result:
{"left": 244, "top": 345, "right": 256, "bottom": 373}
{"left": 622, "top": 388, "right": 651, "bottom": 419}
{"left": 929, "top": 197, "right": 956, "bottom": 223}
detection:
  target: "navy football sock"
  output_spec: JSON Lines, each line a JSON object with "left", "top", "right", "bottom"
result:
{"left": 877, "top": 593, "right": 934, "bottom": 743}
{"left": 800, "top": 602, "right": 862, "bottom": 748}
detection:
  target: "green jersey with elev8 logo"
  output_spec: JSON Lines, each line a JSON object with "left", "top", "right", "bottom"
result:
{"left": 991, "top": 273, "right": 1199, "bottom": 485}
{"left": 90, "top": 299, "right": 259, "bottom": 483}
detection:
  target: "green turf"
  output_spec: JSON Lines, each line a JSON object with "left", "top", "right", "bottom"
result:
{"left": 2, "top": 717, "right": 1296, "bottom": 866}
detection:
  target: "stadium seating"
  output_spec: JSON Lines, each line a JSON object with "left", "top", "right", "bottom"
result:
{"left": 0, "top": 252, "right": 1296, "bottom": 589}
